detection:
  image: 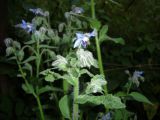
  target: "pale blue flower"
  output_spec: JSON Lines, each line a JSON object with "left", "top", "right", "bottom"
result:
{"left": 29, "top": 8, "right": 49, "bottom": 16}
{"left": 130, "top": 70, "right": 144, "bottom": 87}
{"left": 73, "top": 30, "right": 97, "bottom": 48}
{"left": 133, "top": 71, "right": 143, "bottom": 79}
{"left": 16, "top": 20, "right": 35, "bottom": 33}
{"left": 102, "top": 112, "right": 112, "bottom": 120}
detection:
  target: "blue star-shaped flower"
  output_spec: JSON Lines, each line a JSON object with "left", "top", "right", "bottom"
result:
{"left": 133, "top": 71, "right": 143, "bottom": 78}
{"left": 73, "top": 30, "right": 97, "bottom": 48}
{"left": 16, "top": 20, "right": 35, "bottom": 33}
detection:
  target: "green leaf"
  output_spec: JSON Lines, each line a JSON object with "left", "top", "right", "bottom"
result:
{"left": 129, "top": 92, "right": 152, "bottom": 105}
{"left": 85, "top": 75, "right": 107, "bottom": 94}
{"left": 24, "top": 39, "right": 36, "bottom": 44}
{"left": 22, "top": 83, "right": 35, "bottom": 95}
{"left": 76, "top": 94, "right": 125, "bottom": 109}
{"left": 99, "top": 25, "right": 108, "bottom": 43}
{"left": 7, "top": 56, "right": 16, "bottom": 61}
{"left": 90, "top": 19, "right": 101, "bottom": 30}
{"left": 114, "top": 109, "right": 134, "bottom": 120}
{"left": 106, "top": 36, "right": 125, "bottom": 45}
{"left": 39, "top": 45, "right": 56, "bottom": 49}
{"left": 17, "top": 50, "right": 24, "bottom": 61}
{"left": 61, "top": 74, "right": 76, "bottom": 86}
{"left": 115, "top": 91, "right": 127, "bottom": 97}
{"left": 6, "top": 47, "right": 15, "bottom": 56}
{"left": 45, "top": 74, "right": 55, "bottom": 82}
{"left": 22, "top": 56, "right": 37, "bottom": 63}
{"left": 59, "top": 95, "right": 71, "bottom": 119}
{"left": 13, "top": 41, "right": 21, "bottom": 49}
{"left": 58, "top": 23, "right": 66, "bottom": 32}
{"left": 37, "top": 85, "right": 63, "bottom": 95}
{"left": 111, "top": 37, "right": 125, "bottom": 45}
{"left": 23, "top": 63, "right": 33, "bottom": 76}
{"left": 80, "top": 69, "right": 94, "bottom": 77}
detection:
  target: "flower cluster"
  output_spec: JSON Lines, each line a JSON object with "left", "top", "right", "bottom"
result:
{"left": 73, "top": 30, "right": 97, "bottom": 48}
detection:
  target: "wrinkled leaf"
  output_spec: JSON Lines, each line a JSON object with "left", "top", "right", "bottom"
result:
{"left": 45, "top": 74, "right": 55, "bottom": 82}
{"left": 76, "top": 94, "right": 125, "bottom": 109}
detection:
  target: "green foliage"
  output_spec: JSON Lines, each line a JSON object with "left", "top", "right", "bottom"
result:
{"left": 76, "top": 94, "right": 125, "bottom": 109}
{"left": 2, "top": 0, "right": 159, "bottom": 119}
{"left": 59, "top": 95, "right": 71, "bottom": 119}
{"left": 129, "top": 92, "right": 152, "bottom": 105}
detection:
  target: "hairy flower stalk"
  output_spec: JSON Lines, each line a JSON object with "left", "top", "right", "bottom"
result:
{"left": 91, "top": 0, "right": 108, "bottom": 94}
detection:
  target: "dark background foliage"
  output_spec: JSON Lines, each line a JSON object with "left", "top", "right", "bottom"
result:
{"left": 0, "top": 0, "right": 160, "bottom": 119}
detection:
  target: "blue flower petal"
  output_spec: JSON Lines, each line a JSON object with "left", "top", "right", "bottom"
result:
{"left": 74, "top": 38, "right": 82, "bottom": 48}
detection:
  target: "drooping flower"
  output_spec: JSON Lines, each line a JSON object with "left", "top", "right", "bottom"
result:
{"left": 29, "top": 8, "right": 49, "bottom": 17}
{"left": 71, "top": 5, "right": 84, "bottom": 14}
{"left": 128, "top": 70, "right": 144, "bottom": 87}
{"left": 133, "top": 71, "right": 143, "bottom": 78}
{"left": 73, "top": 29, "right": 97, "bottom": 48}
{"left": 15, "top": 20, "right": 35, "bottom": 33}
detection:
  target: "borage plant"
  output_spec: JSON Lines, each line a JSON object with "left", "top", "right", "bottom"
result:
{"left": 5, "top": 0, "right": 153, "bottom": 120}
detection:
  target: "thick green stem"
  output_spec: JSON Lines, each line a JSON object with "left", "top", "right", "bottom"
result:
{"left": 36, "top": 95, "right": 45, "bottom": 120}
{"left": 95, "top": 36, "right": 105, "bottom": 76}
{"left": 73, "top": 79, "right": 79, "bottom": 120}
{"left": 91, "top": 0, "right": 108, "bottom": 94}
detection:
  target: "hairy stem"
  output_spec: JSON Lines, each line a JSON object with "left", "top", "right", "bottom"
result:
{"left": 73, "top": 79, "right": 79, "bottom": 120}
{"left": 91, "top": 0, "right": 107, "bottom": 94}
{"left": 36, "top": 95, "right": 45, "bottom": 120}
